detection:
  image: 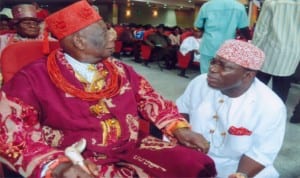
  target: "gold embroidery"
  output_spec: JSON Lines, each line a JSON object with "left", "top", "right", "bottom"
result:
{"left": 90, "top": 100, "right": 110, "bottom": 115}
{"left": 139, "top": 136, "right": 175, "bottom": 150}
{"left": 99, "top": 118, "right": 121, "bottom": 145}
{"left": 133, "top": 155, "right": 166, "bottom": 172}
{"left": 126, "top": 114, "right": 139, "bottom": 141}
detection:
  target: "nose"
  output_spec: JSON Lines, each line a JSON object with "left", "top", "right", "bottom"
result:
{"left": 209, "top": 63, "right": 220, "bottom": 73}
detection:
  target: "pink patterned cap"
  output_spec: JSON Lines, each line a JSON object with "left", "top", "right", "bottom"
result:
{"left": 216, "top": 39, "right": 265, "bottom": 70}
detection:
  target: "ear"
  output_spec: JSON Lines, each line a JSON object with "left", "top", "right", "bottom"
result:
{"left": 72, "top": 33, "right": 85, "bottom": 50}
{"left": 243, "top": 70, "right": 256, "bottom": 82}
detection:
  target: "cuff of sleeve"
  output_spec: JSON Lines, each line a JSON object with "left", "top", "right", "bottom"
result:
{"left": 164, "top": 120, "right": 191, "bottom": 136}
{"left": 42, "top": 156, "right": 70, "bottom": 178}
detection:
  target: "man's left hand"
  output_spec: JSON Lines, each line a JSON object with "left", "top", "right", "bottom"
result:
{"left": 173, "top": 128, "right": 210, "bottom": 153}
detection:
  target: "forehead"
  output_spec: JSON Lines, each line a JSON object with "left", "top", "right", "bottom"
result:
{"left": 214, "top": 55, "right": 241, "bottom": 67}
{"left": 18, "top": 19, "right": 39, "bottom": 24}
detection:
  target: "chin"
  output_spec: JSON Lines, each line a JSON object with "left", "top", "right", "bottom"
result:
{"left": 207, "top": 81, "right": 221, "bottom": 89}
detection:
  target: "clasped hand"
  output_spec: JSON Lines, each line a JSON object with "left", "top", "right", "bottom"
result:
{"left": 173, "top": 128, "right": 210, "bottom": 153}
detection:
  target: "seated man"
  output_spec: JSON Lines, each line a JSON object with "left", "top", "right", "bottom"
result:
{"left": 176, "top": 40, "right": 286, "bottom": 178}
{"left": 144, "top": 24, "right": 177, "bottom": 69}
{"left": 0, "top": 4, "right": 42, "bottom": 56}
{"left": 0, "top": 1, "right": 216, "bottom": 178}
{"left": 179, "top": 29, "right": 203, "bottom": 62}
{"left": 0, "top": 4, "right": 57, "bottom": 87}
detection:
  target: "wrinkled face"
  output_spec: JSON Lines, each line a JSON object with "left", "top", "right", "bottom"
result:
{"left": 16, "top": 19, "right": 40, "bottom": 38}
{"left": 207, "top": 56, "right": 250, "bottom": 92}
{"left": 80, "top": 20, "right": 108, "bottom": 61}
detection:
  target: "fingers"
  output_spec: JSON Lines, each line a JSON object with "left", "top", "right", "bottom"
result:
{"left": 188, "top": 132, "right": 210, "bottom": 153}
{"left": 60, "top": 164, "right": 95, "bottom": 178}
{"left": 84, "top": 160, "right": 99, "bottom": 177}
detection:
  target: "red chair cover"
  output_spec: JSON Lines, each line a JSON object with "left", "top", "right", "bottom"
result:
{"left": 140, "top": 44, "right": 152, "bottom": 61}
{"left": 177, "top": 51, "right": 192, "bottom": 69}
{"left": 114, "top": 40, "right": 123, "bottom": 53}
{"left": 0, "top": 40, "right": 60, "bottom": 83}
{"left": 180, "top": 31, "right": 193, "bottom": 43}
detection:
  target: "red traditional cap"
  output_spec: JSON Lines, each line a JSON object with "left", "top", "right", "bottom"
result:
{"left": 216, "top": 39, "right": 265, "bottom": 70}
{"left": 45, "top": 0, "right": 102, "bottom": 40}
{"left": 12, "top": 4, "right": 40, "bottom": 23}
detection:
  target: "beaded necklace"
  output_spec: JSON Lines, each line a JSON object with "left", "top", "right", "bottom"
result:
{"left": 47, "top": 49, "right": 122, "bottom": 101}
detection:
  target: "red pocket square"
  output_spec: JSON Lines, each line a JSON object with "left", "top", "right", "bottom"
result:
{"left": 228, "top": 126, "right": 252, "bottom": 135}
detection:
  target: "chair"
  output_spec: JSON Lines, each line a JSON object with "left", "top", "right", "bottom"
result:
{"left": 113, "top": 40, "right": 123, "bottom": 59}
{"left": 0, "top": 40, "right": 60, "bottom": 84}
{"left": 177, "top": 51, "right": 193, "bottom": 78}
{"left": 180, "top": 31, "right": 193, "bottom": 43}
{"left": 177, "top": 31, "right": 195, "bottom": 78}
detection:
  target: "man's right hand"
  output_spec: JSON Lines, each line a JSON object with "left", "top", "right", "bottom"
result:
{"left": 52, "top": 160, "right": 98, "bottom": 178}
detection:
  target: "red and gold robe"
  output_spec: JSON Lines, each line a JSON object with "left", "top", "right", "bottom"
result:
{"left": 0, "top": 49, "right": 216, "bottom": 177}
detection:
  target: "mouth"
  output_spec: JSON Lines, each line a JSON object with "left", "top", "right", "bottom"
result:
{"left": 207, "top": 74, "right": 219, "bottom": 87}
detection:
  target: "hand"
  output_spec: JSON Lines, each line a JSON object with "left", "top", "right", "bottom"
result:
{"left": 52, "top": 160, "right": 98, "bottom": 178}
{"left": 0, "top": 92, "right": 22, "bottom": 118}
{"left": 173, "top": 128, "right": 210, "bottom": 153}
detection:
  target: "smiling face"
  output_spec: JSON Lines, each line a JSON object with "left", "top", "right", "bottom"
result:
{"left": 207, "top": 56, "right": 256, "bottom": 97}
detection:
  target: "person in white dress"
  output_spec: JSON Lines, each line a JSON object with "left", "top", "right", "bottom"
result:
{"left": 179, "top": 29, "right": 202, "bottom": 62}
{"left": 176, "top": 39, "right": 286, "bottom": 178}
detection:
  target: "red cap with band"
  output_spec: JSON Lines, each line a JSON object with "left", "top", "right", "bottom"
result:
{"left": 45, "top": 0, "right": 102, "bottom": 40}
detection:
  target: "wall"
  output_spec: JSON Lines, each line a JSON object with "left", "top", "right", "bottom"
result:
{"left": 98, "top": 4, "right": 195, "bottom": 28}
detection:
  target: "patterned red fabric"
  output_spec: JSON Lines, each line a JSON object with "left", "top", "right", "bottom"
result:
{"left": 45, "top": 1, "right": 101, "bottom": 40}
{"left": 216, "top": 39, "right": 265, "bottom": 70}
{"left": 0, "top": 50, "right": 216, "bottom": 177}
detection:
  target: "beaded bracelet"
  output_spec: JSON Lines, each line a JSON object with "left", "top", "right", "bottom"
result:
{"left": 165, "top": 120, "right": 191, "bottom": 136}
{"left": 236, "top": 172, "right": 248, "bottom": 178}
{"left": 45, "top": 156, "right": 70, "bottom": 178}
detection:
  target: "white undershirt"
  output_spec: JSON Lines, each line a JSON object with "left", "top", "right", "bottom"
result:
{"left": 64, "top": 53, "right": 96, "bottom": 83}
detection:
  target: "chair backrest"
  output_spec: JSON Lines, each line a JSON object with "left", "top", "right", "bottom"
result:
{"left": 177, "top": 51, "right": 193, "bottom": 69}
{"left": 180, "top": 31, "right": 193, "bottom": 43}
{"left": 0, "top": 40, "right": 60, "bottom": 83}
{"left": 114, "top": 40, "right": 123, "bottom": 53}
{"left": 140, "top": 44, "right": 152, "bottom": 60}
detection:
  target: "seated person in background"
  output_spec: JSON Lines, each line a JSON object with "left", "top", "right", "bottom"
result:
{"left": 176, "top": 39, "right": 286, "bottom": 178}
{"left": 106, "top": 22, "right": 117, "bottom": 41}
{"left": 0, "top": 1, "right": 216, "bottom": 177}
{"left": 179, "top": 29, "right": 203, "bottom": 62}
{"left": 144, "top": 24, "right": 177, "bottom": 69}
{"left": 119, "top": 23, "right": 140, "bottom": 61}
{"left": 133, "top": 24, "right": 145, "bottom": 40}
{"left": 0, "top": 4, "right": 43, "bottom": 56}
{"left": 168, "top": 26, "right": 181, "bottom": 48}
{"left": 0, "top": 4, "right": 48, "bottom": 86}
{"left": 0, "top": 14, "right": 12, "bottom": 32}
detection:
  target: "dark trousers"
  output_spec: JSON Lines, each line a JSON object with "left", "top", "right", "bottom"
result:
{"left": 290, "top": 100, "right": 300, "bottom": 123}
{"left": 256, "top": 71, "right": 292, "bottom": 103}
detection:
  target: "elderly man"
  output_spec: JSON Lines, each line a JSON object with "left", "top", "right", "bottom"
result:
{"left": 176, "top": 40, "right": 286, "bottom": 178}
{"left": 0, "top": 4, "right": 49, "bottom": 86}
{"left": 0, "top": 4, "right": 42, "bottom": 56}
{"left": 0, "top": 1, "right": 216, "bottom": 178}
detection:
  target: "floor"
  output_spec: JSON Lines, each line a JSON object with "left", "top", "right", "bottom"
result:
{"left": 121, "top": 57, "right": 300, "bottom": 178}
